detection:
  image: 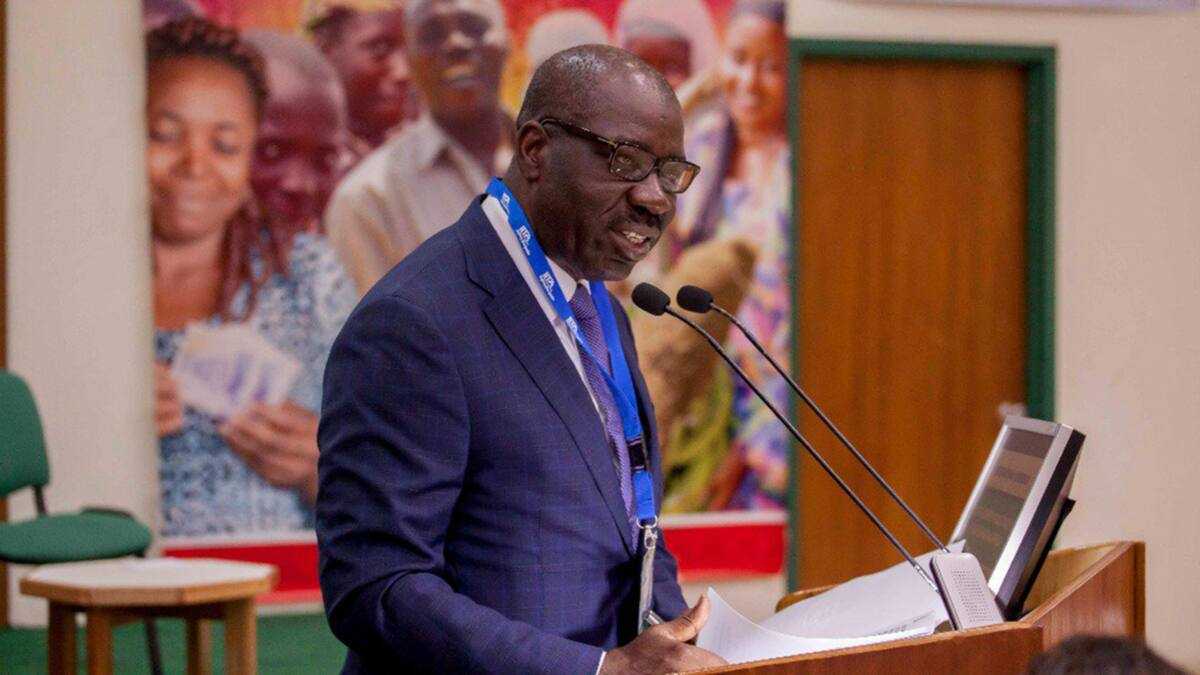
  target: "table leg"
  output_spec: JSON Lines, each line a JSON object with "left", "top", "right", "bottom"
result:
{"left": 85, "top": 608, "right": 114, "bottom": 675}
{"left": 187, "top": 617, "right": 212, "bottom": 675}
{"left": 47, "top": 603, "right": 76, "bottom": 675}
{"left": 222, "top": 598, "right": 256, "bottom": 675}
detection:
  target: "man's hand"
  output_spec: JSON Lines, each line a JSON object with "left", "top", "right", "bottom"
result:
{"left": 600, "top": 595, "right": 727, "bottom": 674}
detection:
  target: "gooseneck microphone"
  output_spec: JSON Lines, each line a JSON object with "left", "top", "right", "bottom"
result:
{"left": 632, "top": 283, "right": 938, "bottom": 591}
{"left": 675, "top": 284, "right": 949, "bottom": 553}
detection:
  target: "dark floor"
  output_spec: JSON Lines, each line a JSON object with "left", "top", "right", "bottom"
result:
{"left": 0, "top": 613, "right": 346, "bottom": 674}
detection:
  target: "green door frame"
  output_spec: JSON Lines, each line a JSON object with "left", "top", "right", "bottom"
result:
{"left": 786, "top": 39, "right": 1057, "bottom": 589}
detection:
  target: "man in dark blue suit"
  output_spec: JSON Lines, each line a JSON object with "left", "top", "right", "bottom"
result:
{"left": 317, "top": 44, "right": 725, "bottom": 674}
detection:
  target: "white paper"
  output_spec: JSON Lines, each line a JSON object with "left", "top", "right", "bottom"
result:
{"left": 761, "top": 541, "right": 965, "bottom": 638}
{"left": 696, "top": 589, "right": 929, "bottom": 666}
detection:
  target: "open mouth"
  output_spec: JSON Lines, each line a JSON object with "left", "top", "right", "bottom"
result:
{"left": 441, "top": 62, "right": 480, "bottom": 83}
{"left": 609, "top": 227, "right": 656, "bottom": 262}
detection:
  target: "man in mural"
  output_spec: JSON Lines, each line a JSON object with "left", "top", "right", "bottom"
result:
{"left": 244, "top": 30, "right": 349, "bottom": 240}
{"left": 317, "top": 45, "right": 723, "bottom": 673}
{"left": 323, "top": 0, "right": 512, "bottom": 293}
{"left": 309, "top": 1, "right": 416, "bottom": 165}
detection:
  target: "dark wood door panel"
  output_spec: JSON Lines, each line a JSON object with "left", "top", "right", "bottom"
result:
{"left": 796, "top": 57, "right": 1028, "bottom": 586}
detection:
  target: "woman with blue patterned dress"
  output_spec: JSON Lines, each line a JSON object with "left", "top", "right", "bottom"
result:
{"left": 148, "top": 19, "right": 356, "bottom": 537}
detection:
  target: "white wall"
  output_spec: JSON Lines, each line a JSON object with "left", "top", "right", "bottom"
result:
{"left": 5, "top": 0, "right": 157, "bottom": 625}
{"left": 787, "top": 1, "right": 1200, "bottom": 669}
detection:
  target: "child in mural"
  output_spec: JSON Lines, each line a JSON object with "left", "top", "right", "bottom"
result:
{"left": 148, "top": 18, "right": 357, "bottom": 537}
{"left": 666, "top": 0, "right": 790, "bottom": 511}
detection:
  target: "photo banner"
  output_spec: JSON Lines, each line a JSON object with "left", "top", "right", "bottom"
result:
{"left": 143, "top": 0, "right": 791, "bottom": 601}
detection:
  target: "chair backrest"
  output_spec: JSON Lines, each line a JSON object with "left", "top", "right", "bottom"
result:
{"left": 0, "top": 370, "right": 51, "bottom": 497}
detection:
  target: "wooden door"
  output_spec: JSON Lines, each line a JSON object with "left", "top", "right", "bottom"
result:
{"left": 794, "top": 55, "right": 1032, "bottom": 586}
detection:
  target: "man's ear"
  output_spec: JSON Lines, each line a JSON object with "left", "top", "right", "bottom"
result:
{"left": 513, "top": 120, "right": 549, "bottom": 182}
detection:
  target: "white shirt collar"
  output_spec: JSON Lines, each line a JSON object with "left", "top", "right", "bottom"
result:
{"left": 482, "top": 193, "right": 582, "bottom": 305}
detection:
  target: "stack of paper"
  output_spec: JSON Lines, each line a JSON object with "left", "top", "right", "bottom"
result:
{"left": 697, "top": 544, "right": 963, "bottom": 665}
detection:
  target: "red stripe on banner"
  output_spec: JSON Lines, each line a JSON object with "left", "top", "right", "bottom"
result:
{"left": 164, "top": 542, "right": 320, "bottom": 604}
{"left": 663, "top": 522, "right": 787, "bottom": 580}
{"left": 163, "top": 521, "right": 786, "bottom": 603}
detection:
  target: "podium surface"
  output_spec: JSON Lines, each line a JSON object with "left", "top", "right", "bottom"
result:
{"left": 696, "top": 541, "right": 1143, "bottom": 674}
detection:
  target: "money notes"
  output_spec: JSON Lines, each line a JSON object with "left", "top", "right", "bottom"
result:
{"left": 172, "top": 323, "right": 302, "bottom": 419}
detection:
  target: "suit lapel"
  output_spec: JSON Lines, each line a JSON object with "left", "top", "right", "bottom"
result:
{"left": 461, "top": 205, "right": 637, "bottom": 555}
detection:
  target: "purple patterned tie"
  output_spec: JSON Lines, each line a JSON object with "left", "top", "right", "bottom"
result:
{"left": 569, "top": 286, "right": 637, "bottom": 537}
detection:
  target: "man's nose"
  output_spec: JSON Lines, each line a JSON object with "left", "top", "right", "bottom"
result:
{"left": 386, "top": 49, "right": 410, "bottom": 82}
{"left": 443, "top": 26, "right": 477, "bottom": 53}
{"left": 279, "top": 164, "right": 318, "bottom": 195}
{"left": 628, "top": 171, "right": 672, "bottom": 218}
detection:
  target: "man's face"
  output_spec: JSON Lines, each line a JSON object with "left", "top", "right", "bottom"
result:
{"left": 251, "top": 65, "right": 345, "bottom": 232}
{"left": 533, "top": 78, "right": 684, "bottom": 282}
{"left": 407, "top": 0, "right": 507, "bottom": 122}
{"left": 322, "top": 9, "right": 413, "bottom": 141}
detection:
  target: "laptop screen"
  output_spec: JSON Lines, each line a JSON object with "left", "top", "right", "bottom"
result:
{"left": 958, "top": 427, "right": 1056, "bottom": 578}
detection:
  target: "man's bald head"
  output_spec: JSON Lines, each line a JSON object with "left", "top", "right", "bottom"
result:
{"left": 516, "top": 44, "right": 679, "bottom": 128}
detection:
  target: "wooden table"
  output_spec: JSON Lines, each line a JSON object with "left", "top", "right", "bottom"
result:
{"left": 20, "top": 557, "right": 278, "bottom": 675}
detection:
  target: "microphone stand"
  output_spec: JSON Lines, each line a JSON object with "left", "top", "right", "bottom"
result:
{"left": 661, "top": 306, "right": 939, "bottom": 592}
{"left": 707, "top": 302, "right": 949, "bottom": 554}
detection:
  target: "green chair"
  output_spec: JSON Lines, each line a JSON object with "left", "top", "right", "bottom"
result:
{"left": 0, "top": 369, "right": 162, "bottom": 673}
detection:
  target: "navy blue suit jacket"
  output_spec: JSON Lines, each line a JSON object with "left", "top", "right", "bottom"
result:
{"left": 317, "top": 199, "right": 688, "bottom": 674}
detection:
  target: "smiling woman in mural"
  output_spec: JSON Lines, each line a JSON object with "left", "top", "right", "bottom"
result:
{"left": 147, "top": 18, "right": 356, "bottom": 537}
{"left": 668, "top": 0, "right": 791, "bottom": 510}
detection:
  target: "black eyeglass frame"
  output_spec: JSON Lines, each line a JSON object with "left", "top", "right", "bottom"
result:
{"left": 539, "top": 117, "right": 700, "bottom": 194}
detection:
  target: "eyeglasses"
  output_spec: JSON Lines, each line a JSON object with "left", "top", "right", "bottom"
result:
{"left": 539, "top": 117, "right": 700, "bottom": 194}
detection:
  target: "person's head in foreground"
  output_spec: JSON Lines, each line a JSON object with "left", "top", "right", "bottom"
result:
{"left": 244, "top": 30, "right": 349, "bottom": 238}
{"left": 310, "top": 2, "right": 414, "bottom": 148}
{"left": 146, "top": 17, "right": 286, "bottom": 318}
{"left": 1026, "top": 635, "right": 1188, "bottom": 675}
{"left": 503, "top": 44, "right": 700, "bottom": 282}
{"left": 404, "top": 0, "right": 509, "bottom": 127}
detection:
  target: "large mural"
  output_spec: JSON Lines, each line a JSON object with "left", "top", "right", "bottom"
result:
{"left": 144, "top": 0, "right": 790, "bottom": 597}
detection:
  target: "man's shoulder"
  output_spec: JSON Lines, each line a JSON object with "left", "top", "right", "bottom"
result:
{"left": 329, "top": 123, "right": 430, "bottom": 202}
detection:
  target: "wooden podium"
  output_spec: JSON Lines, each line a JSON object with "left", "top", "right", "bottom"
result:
{"left": 696, "top": 541, "right": 1144, "bottom": 674}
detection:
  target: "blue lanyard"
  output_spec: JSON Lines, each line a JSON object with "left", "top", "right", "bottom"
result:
{"left": 486, "top": 178, "right": 657, "bottom": 526}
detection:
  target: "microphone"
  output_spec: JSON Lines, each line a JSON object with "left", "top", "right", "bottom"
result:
{"left": 631, "top": 283, "right": 939, "bottom": 592}
{"left": 632, "top": 282, "right": 671, "bottom": 316}
{"left": 676, "top": 284, "right": 949, "bottom": 553}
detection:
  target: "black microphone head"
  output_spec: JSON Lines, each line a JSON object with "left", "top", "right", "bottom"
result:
{"left": 676, "top": 285, "right": 714, "bottom": 313}
{"left": 632, "top": 283, "right": 671, "bottom": 316}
